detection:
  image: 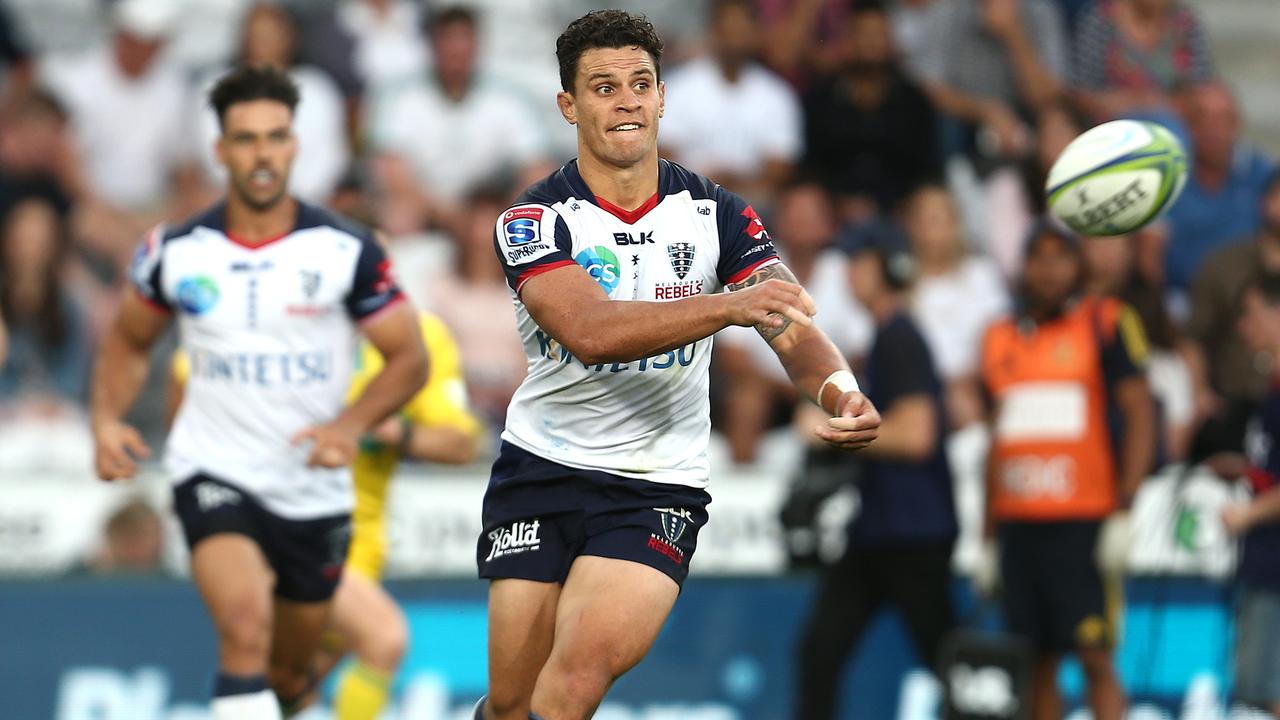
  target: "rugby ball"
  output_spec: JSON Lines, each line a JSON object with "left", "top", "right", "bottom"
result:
{"left": 1045, "top": 119, "right": 1188, "bottom": 236}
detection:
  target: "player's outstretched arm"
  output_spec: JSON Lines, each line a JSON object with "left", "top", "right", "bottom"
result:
{"left": 90, "top": 290, "right": 169, "bottom": 480}
{"left": 729, "top": 263, "right": 881, "bottom": 452}
{"left": 294, "top": 302, "right": 429, "bottom": 468}
{"left": 520, "top": 263, "right": 816, "bottom": 365}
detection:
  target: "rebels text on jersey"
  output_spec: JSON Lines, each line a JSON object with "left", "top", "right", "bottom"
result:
{"left": 130, "top": 201, "right": 403, "bottom": 519}
{"left": 493, "top": 159, "right": 779, "bottom": 488}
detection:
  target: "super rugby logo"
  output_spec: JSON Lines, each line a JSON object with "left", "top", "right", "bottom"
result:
{"left": 503, "top": 207, "right": 543, "bottom": 245}
{"left": 486, "top": 519, "right": 542, "bottom": 561}
{"left": 667, "top": 243, "right": 695, "bottom": 280}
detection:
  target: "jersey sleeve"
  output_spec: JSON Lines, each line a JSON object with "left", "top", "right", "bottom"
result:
{"left": 171, "top": 349, "right": 190, "bottom": 384}
{"left": 714, "top": 187, "right": 780, "bottom": 286}
{"left": 127, "top": 226, "right": 171, "bottom": 312}
{"left": 344, "top": 237, "right": 404, "bottom": 322}
{"left": 492, "top": 203, "right": 576, "bottom": 295}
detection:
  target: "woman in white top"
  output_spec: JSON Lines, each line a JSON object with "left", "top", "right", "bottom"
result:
{"left": 903, "top": 183, "right": 1010, "bottom": 429}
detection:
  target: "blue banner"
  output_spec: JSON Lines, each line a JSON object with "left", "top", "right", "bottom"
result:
{"left": 0, "top": 576, "right": 1239, "bottom": 719}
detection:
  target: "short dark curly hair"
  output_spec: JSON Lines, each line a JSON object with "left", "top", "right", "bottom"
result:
{"left": 209, "top": 65, "right": 299, "bottom": 130}
{"left": 556, "top": 10, "right": 664, "bottom": 93}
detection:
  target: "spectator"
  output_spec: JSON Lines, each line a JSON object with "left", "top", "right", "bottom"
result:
{"left": 0, "top": 90, "right": 75, "bottom": 224}
{"left": 80, "top": 498, "right": 166, "bottom": 575}
{"left": 1082, "top": 225, "right": 1195, "bottom": 460}
{"left": 0, "top": 198, "right": 90, "bottom": 406}
{"left": 661, "top": 0, "right": 802, "bottom": 208}
{"left": 38, "top": 0, "right": 200, "bottom": 271}
{"left": 367, "top": 5, "right": 550, "bottom": 236}
{"left": 904, "top": 183, "right": 1008, "bottom": 429}
{"left": 980, "top": 221, "right": 1154, "bottom": 720}
{"left": 915, "top": 0, "right": 1068, "bottom": 159}
{"left": 1072, "top": 0, "right": 1213, "bottom": 122}
{"left": 914, "top": 0, "right": 1069, "bottom": 282}
{"left": 1188, "top": 173, "right": 1280, "bottom": 408}
{"left": 191, "top": 3, "right": 351, "bottom": 205}
{"left": 420, "top": 190, "right": 527, "bottom": 427}
{"left": 795, "top": 221, "right": 957, "bottom": 720}
{"left": 0, "top": 2, "right": 33, "bottom": 112}
{"left": 1164, "top": 82, "right": 1275, "bottom": 291}
{"left": 756, "top": 0, "right": 853, "bottom": 83}
{"left": 800, "top": 1, "right": 941, "bottom": 220}
{"left": 303, "top": 0, "right": 428, "bottom": 102}
{"left": 1219, "top": 275, "right": 1280, "bottom": 719}
{"left": 715, "top": 182, "right": 872, "bottom": 462}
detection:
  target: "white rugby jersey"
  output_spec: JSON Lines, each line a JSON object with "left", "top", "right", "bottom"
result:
{"left": 130, "top": 201, "right": 403, "bottom": 519}
{"left": 495, "top": 160, "right": 780, "bottom": 488}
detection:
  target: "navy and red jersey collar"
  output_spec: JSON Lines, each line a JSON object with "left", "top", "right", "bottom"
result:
{"left": 563, "top": 158, "right": 676, "bottom": 225}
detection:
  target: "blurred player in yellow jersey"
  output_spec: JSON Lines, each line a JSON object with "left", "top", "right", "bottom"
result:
{"left": 171, "top": 311, "right": 482, "bottom": 720}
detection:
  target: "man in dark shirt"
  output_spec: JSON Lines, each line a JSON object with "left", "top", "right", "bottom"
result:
{"left": 794, "top": 221, "right": 957, "bottom": 720}
{"left": 800, "top": 2, "right": 940, "bottom": 220}
{"left": 1219, "top": 276, "right": 1280, "bottom": 717}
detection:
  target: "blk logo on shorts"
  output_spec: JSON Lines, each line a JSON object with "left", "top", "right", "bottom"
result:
{"left": 486, "top": 519, "right": 542, "bottom": 561}
{"left": 195, "top": 482, "right": 242, "bottom": 512}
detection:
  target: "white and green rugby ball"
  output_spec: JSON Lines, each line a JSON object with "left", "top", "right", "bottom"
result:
{"left": 1046, "top": 119, "right": 1188, "bottom": 236}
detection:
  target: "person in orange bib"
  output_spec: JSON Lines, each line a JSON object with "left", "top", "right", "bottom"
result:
{"left": 979, "top": 220, "right": 1156, "bottom": 720}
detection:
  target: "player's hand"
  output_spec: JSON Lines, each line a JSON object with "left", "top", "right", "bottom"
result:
{"left": 814, "top": 391, "right": 880, "bottom": 451}
{"left": 722, "top": 278, "right": 816, "bottom": 331}
{"left": 92, "top": 419, "right": 151, "bottom": 481}
{"left": 1221, "top": 504, "right": 1254, "bottom": 536}
{"left": 291, "top": 419, "right": 361, "bottom": 468}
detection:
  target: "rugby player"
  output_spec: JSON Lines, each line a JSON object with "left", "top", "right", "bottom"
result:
{"left": 474, "top": 11, "right": 881, "bottom": 719}
{"left": 90, "top": 66, "right": 427, "bottom": 720}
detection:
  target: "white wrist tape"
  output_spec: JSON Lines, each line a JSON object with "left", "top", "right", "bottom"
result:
{"left": 818, "top": 370, "right": 859, "bottom": 406}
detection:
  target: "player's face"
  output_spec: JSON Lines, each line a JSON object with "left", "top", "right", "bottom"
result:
{"left": 216, "top": 99, "right": 297, "bottom": 212}
{"left": 1022, "top": 234, "right": 1080, "bottom": 311}
{"left": 559, "top": 46, "right": 663, "bottom": 169}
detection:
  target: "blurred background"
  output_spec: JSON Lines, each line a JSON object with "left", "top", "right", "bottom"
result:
{"left": 1, "top": 0, "right": 1278, "bottom": 718}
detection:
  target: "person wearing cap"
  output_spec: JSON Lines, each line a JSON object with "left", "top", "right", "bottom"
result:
{"left": 794, "top": 220, "right": 958, "bottom": 720}
{"left": 978, "top": 219, "right": 1156, "bottom": 720}
{"left": 38, "top": 0, "right": 200, "bottom": 269}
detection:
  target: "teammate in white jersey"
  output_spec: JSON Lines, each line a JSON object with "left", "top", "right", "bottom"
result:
{"left": 474, "top": 11, "right": 882, "bottom": 720}
{"left": 89, "top": 66, "right": 428, "bottom": 720}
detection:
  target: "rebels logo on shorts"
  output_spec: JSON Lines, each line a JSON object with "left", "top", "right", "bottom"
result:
{"left": 486, "top": 519, "right": 543, "bottom": 561}
{"left": 647, "top": 508, "right": 693, "bottom": 565}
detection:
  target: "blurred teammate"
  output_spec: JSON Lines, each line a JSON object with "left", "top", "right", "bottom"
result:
{"left": 89, "top": 66, "right": 427, "bottom": 720}
{"left": 474, "top": 10, "right": 881, "bottom": 720}
{"left": 170, "top": 311, "right": 482, "bottom": 720}
{"left": 979, "top": 221, "right": 1155, "bottom": 720}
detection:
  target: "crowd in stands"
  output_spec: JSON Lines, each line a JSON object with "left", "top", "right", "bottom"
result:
{"left": 0, "top": 0, "right": 1275, "bottom": 542}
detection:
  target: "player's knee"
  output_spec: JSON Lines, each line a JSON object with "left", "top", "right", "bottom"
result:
{"left": 358, "top": 608, "right": 408, "bottom": 672}
{"left": 485, "top": 687, "right": 530, "bottom": 718}
{"left": 266, "top": 660, "right": 312, "bottom": 701}
{"left": 214, "top": 596, "right": 271, "bottom": 659}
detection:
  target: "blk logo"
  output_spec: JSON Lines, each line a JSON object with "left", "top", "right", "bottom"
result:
{"left": 614, "top": 231, "right": 654, "bottom": 246}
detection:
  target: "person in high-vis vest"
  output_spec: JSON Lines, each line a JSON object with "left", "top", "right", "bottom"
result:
{"left": 979, "top": 221, "right": 1156, "bottom": 720}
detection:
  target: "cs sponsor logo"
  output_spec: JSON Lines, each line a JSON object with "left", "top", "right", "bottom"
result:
{"left": 574, "top": 245, "right": 621, "bottom": 294}
{"left": 503, "top": 207, "right": 543, "bottom": 246}
{"left": 176, "top": 275, "right": 220, "bottom": 315}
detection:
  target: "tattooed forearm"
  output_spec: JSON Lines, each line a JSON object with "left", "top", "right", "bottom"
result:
{"left": 727, "top": 262, "right": 801, "bottom": 342}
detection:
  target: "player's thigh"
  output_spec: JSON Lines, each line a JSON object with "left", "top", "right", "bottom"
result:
{"left": 329, "top": 570, "right": 407, "bottom": 665}
{"left": 543, "top": 556, "right": 679, "bottom": 680}
{"left": 488, "top": 578, "right": 561, "bottom": 704}
{"left": 190, "top": 533, "right": 276, "bottom": 645}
